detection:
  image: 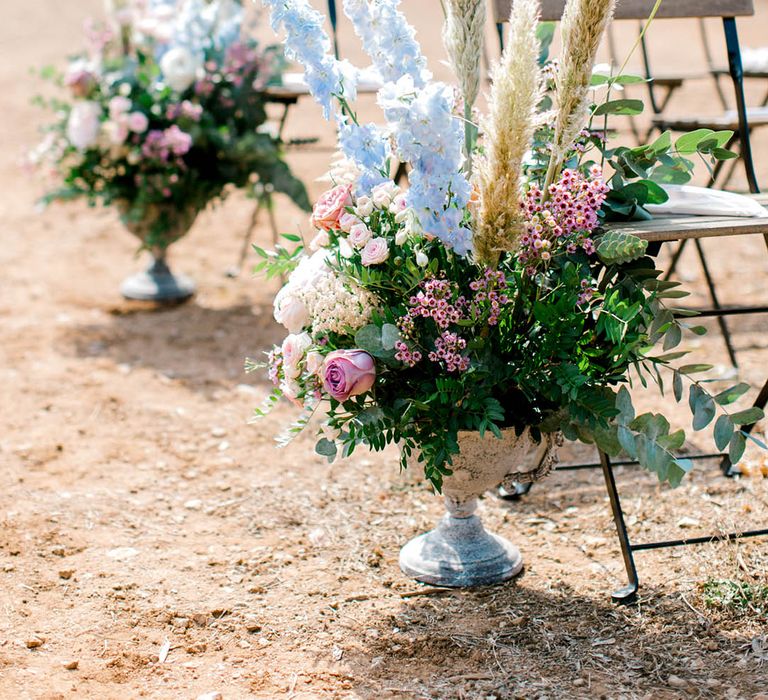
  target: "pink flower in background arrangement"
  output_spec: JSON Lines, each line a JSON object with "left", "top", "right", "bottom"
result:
{"left": 322, "top": 350, "right": 375, "bottom": 402}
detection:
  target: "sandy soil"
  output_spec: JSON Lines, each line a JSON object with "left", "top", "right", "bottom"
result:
{"left": 1, "top": 1, "right": 768, "bottom": 698}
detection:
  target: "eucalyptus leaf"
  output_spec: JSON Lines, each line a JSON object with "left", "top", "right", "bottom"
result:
{"left": 729, "top": 407, "right": 764, "bottom": 426}
{"left": 728, "top": 431, "right": 747, "bottom": 464}
{"left": 714, "top": 382, "right": 750, "bottom": 406}
{"left": 594, "top": 98, "right": 644, "bottom": 116}
{"left": 713, "top": 415, "right": 734, "bottom": 451}
{"left": 354, "top": 324, "right": 383, "bottom": 353}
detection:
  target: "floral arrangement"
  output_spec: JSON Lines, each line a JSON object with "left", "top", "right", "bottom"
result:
{"left": 30, "top": 0, "right": 308, "bottom": 249}
{"left": 250, "top": 0, "right": 764, "bottom": 490}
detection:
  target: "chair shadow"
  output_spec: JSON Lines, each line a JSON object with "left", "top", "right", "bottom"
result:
{"left": 342, "top": 582, "right": 761, "bottom": 698}
{"left": 59, "top": 301, "right": 286, "bottom": 393}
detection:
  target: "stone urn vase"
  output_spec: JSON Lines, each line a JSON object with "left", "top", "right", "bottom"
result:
{"left": 399, "top": 429, "right": 561, "bottom": 587}
{"left": 117, "top": 201, "right": 198, "bottom": 302}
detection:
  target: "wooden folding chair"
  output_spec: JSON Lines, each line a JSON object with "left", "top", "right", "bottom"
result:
{"left": 494, "top": 0, "right": 768, "bottom": 603}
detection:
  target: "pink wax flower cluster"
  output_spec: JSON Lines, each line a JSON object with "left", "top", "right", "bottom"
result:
{"left": 405, "top": 278, "right": 468, "bottom": 331}
{"left": 142, "top": 125, "right": 193, "bottom": 160}
{"left": 165, "top": 100, "right": 203, "bottom": 122}
{"left": 469, "top": 268, "right": 510, "bottom": 326}
{"left": 519, "top": 166, "right": 609, "bottom": 270}
{"left": 322, "top": 350, "right": 376, "bottom": 402}
{"left": 394, "top": 340, "right": 423, "bottom": 368}
{"left": 428, "top": 331, "right": 469, "bottom": 373}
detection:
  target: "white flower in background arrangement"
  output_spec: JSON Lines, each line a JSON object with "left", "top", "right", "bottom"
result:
{"left": 159, "top": 46, "right": 201, "bottom": 92}
{"left": 66, "top": 101, "right": 102, "bottom": 150}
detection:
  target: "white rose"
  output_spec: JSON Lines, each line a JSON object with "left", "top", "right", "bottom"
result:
{"left": 360, "top": 237, "right": 389, "bottom": 266}
{"left": 371, "top": 185, "right": 393, "bottom": 209}
{"left": 394, "top": 228, "right": 408, "bottom": 246}
{"left": 66, "top": 101, "right": 102, "bottom": 150}
{"left": 348, "top": 223, "right": 372, "bottom": 248}
{"left": 305, "top": 351, "right": 324, "bottom": 375}
{"left": 160, "top": 46, "right": 200, "bottom": 93}
{"left": 389, "top": 192, "right": 408, "bottom": 214}
{"left": 355, "top": 196, "right": 373, "bottom": 217}
{"left": 416, "top": 250, "right": 429, "bottom": 267}
{"left": 273, "top": 288, "right": 309, "bottom": 334}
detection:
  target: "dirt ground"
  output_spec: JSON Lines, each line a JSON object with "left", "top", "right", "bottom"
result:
{"left": 2, "top": 1, "right": 768, "bottom": 698}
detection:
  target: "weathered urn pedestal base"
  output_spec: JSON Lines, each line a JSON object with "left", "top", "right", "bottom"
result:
{"left": 400, "top": 428, "right": 560, "bottom": 587}
{"left": 120, "top": 249, "right": 196, "bottom": 302}
{"left": 399, "top": 495, "right": 523, "bottom": 587}
{"left": 118, "top": 202, "right": 198, "bottom": 303}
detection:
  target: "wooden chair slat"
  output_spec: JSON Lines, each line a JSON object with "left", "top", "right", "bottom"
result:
{"left": 610, "top": 215, "right": 768, "bottom": 242}
{"left": 493, "top": 0, "right": 755, "bottom": 23}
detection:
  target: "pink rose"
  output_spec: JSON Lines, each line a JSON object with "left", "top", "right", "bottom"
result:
{"left": 310, "top": 184, "right": 352, "bottom": 232}
{"left": 338, "top": 211, "right": 361, "bottom": 233}
{"left": 322, "top": 350, "right": 375, "bottom": 402}
{"left": 127, "top": 112, "right": 149, "bottom": 133}
{"left": 64, "top": 64, "right": 97, "bottom": 98}
{"left": 348, "top": 223, "right": 372, "bottom": 248}
{"left": 360, "top": 237, "right": 389, "bottom": 266}
{"left": 108, "top": 96, "right": 132, "bottom": 119}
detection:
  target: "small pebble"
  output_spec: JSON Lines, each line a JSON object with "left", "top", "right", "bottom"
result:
{"left": 184, "top": 499, "right": 203, "bottom": 511}
{"left": 63, "top": 660, "right": 79, "bottom": 670}
{"left": 211, "top": 427, "right": 227, "bottom": 438}
{"left": 59, "top": 570, "right": 74, "bottom": 580}
{"left": 25, "top": 636, "right": 45, "bottom": 649}
{"left": 573, "top": 679, "right": 585, "bottom": 687}
{"left": 196, "top": 693, "right": 223, "bottom": 700}
{"left": 668, "top": 675, "right": 688, "bottom": 689}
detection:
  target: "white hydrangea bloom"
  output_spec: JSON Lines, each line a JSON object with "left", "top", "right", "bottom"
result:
{"left": 274, "top": 251, "right": 378, "bottom": 336}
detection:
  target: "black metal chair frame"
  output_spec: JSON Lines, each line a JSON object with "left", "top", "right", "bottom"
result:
{"left": 493, "top": 0, "right": 768, "bottom": 604}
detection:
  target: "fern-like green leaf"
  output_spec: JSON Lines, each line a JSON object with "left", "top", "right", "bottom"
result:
{"left": 597, "top": 230, "right": 649, "bottom": 265}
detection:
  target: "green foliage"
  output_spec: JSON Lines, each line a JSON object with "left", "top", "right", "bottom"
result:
{"left": 596, "top": 130, "right": 737, "bottom": 221}
{"left": 252, "top": 235, "right": 304, "bottom": 279}
{"left": 596, "top": 230, "right": 648, "bottom": 265}
{"left": 701, "top": 579, "right": 768, "bottom": 618}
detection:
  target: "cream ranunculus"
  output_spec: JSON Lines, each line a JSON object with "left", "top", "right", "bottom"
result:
{"left": 66, "top": 101, "right": 102, "bottom": 150}
{"left": 160, "top": 46, "right": 201, "bottom": 93}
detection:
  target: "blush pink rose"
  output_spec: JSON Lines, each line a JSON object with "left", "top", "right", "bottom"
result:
{"left": 322, "top": 350, "right": 375, "bottom": 402}
{"left": 360, "top": 237, "right": 389, "bottom": 266}
{"left": 348, "top": 223, "right": 372, "bottom": 249}
{"left": 310, "top": 184, "right": 353, "bottom": 232}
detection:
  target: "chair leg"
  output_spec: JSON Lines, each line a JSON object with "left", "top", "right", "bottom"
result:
{"left": 663, "top": 239, "right": 688, "bottom": 281}
{"left": 722, "top": 17, "right": 760, "bottom": 194}
{"left": 599, "top": 451, "right": 639, "bottom": 604}
{"left": 227, "top": 196, "right": 266, "bottom": 278}
{"left": 692, "top": 239, "right": 739, "bottom": 368}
